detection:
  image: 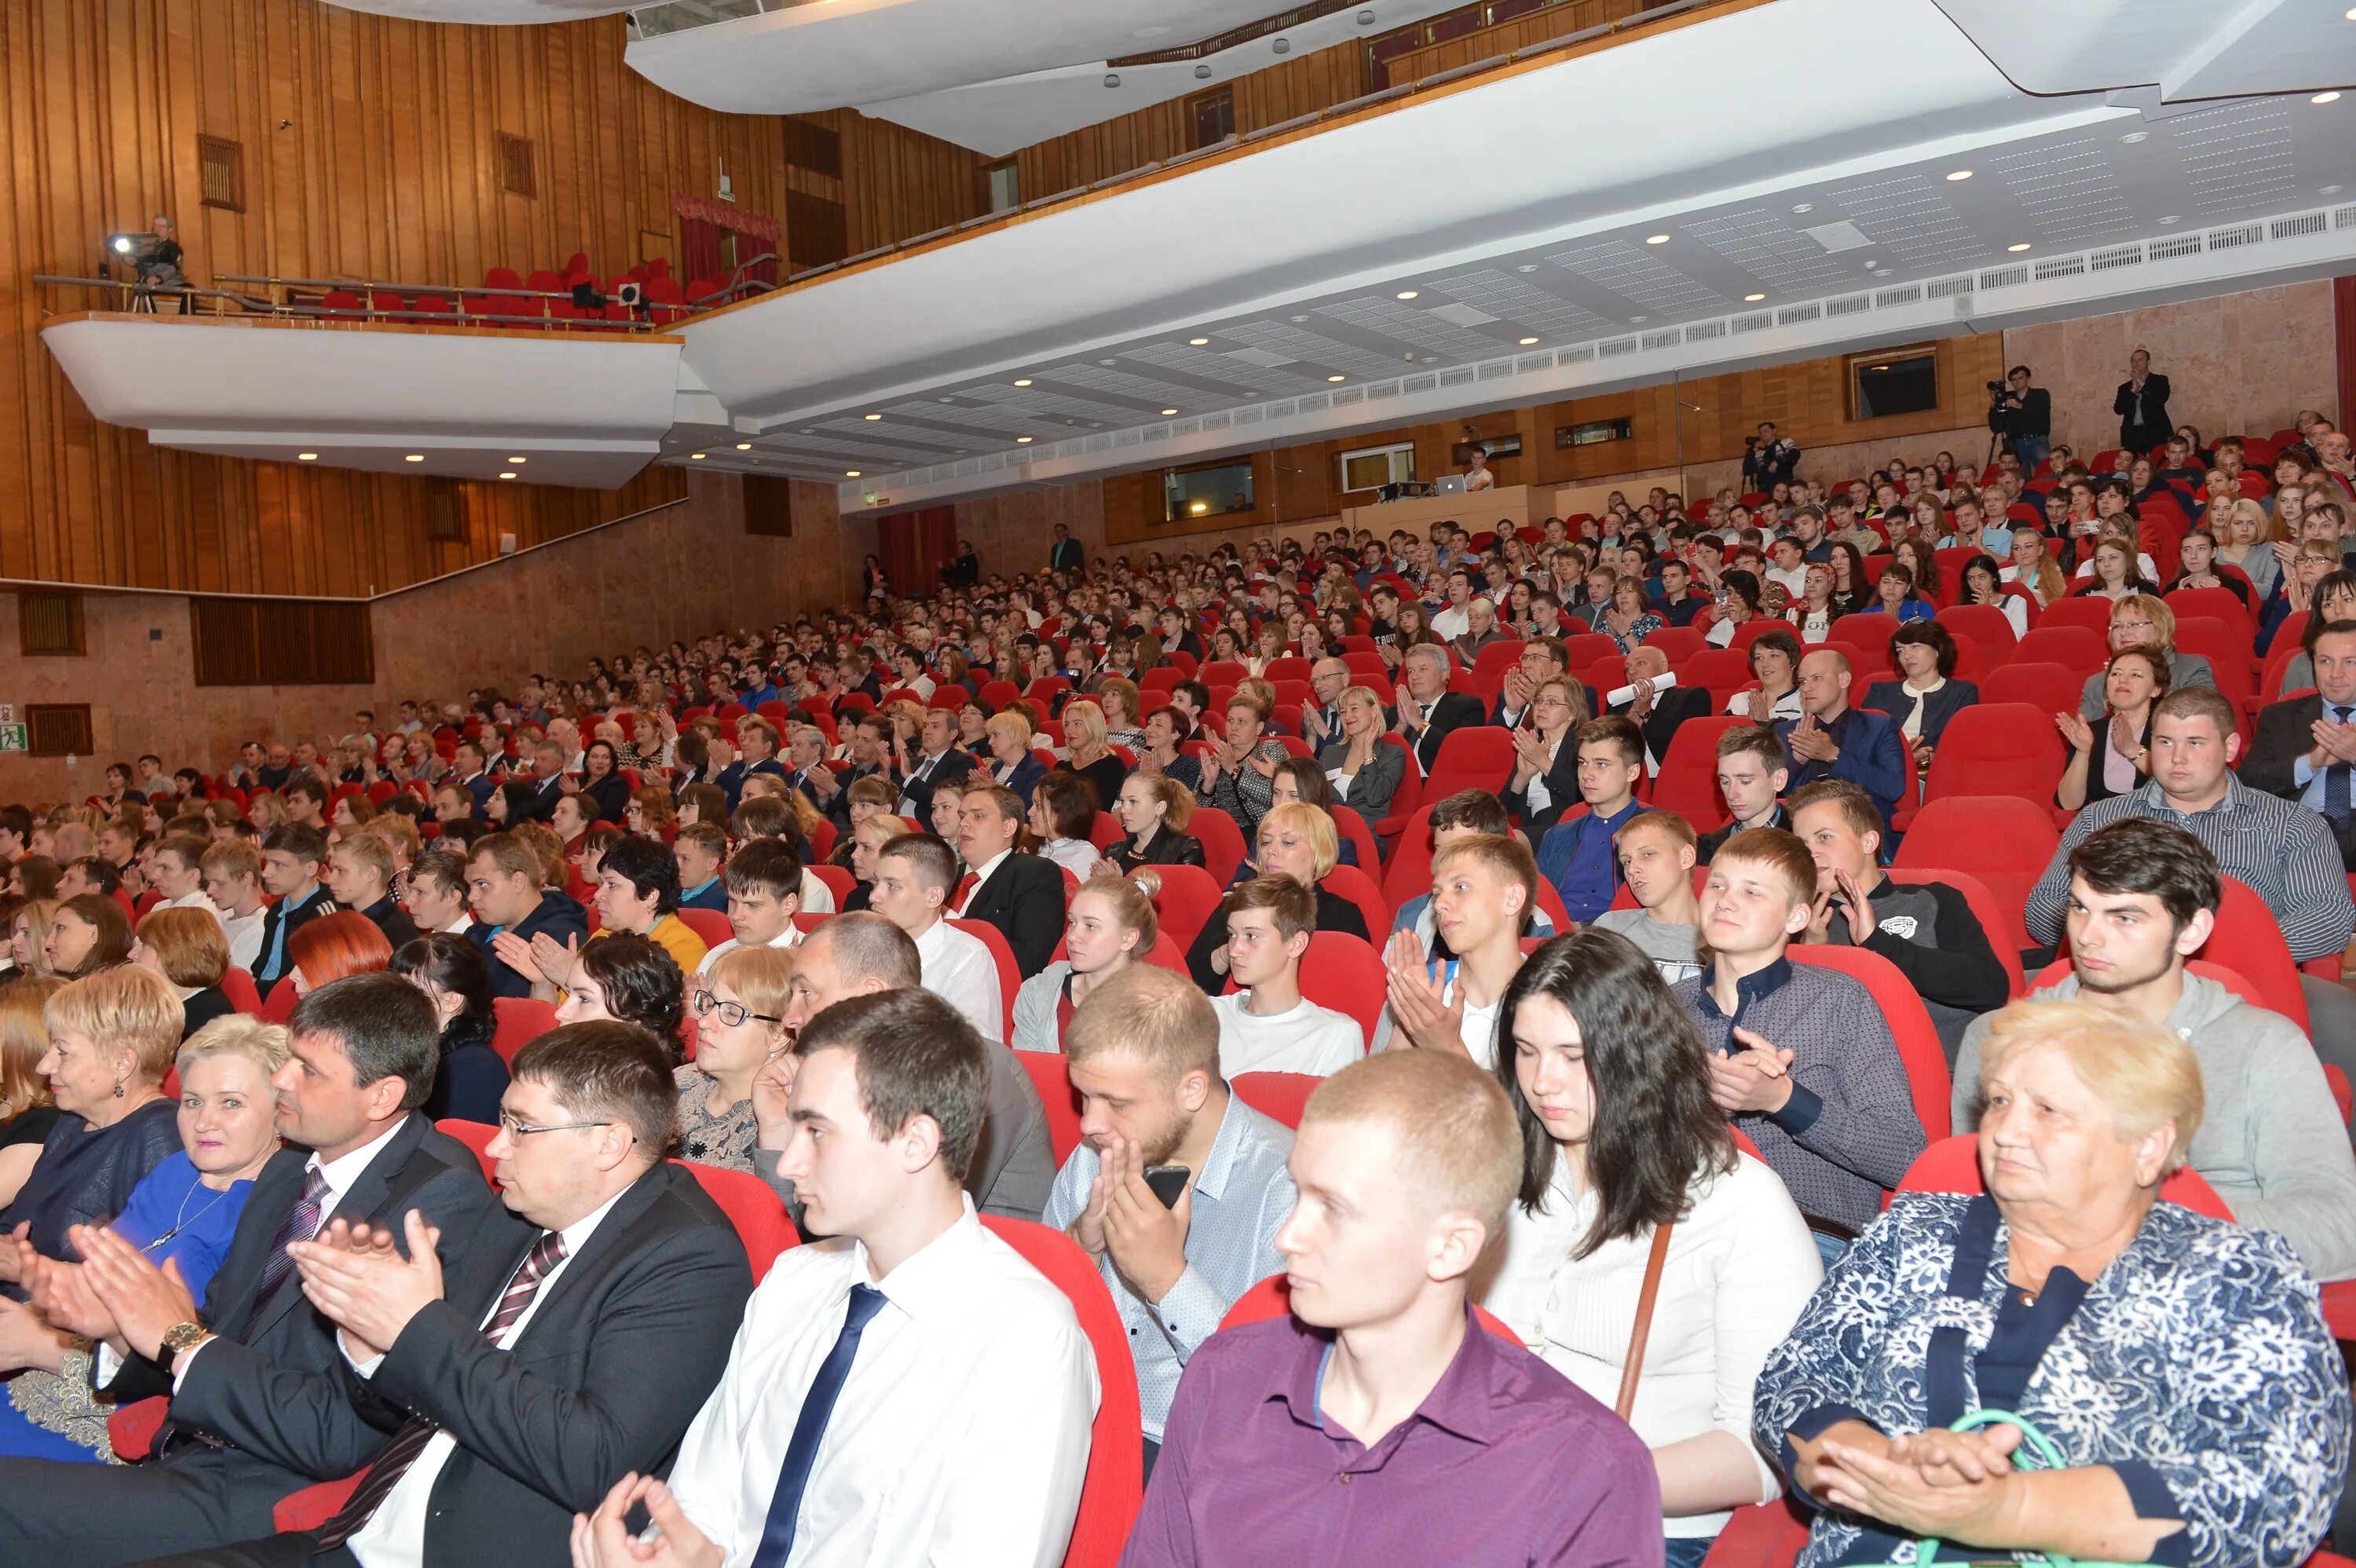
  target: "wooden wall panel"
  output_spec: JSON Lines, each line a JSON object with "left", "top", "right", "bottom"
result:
{"left": 0, "top": 0, "right": 973, "bottom": 596}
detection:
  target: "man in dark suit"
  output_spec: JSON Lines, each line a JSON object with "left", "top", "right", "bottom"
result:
{"left": 817, "top": 715, "right": 897, "bottom": 833}
{"left": 952, "top": 784, "right": 1066, "bottom": 978}
{"left": 2114, "top": 348, "right": 2172, "bottom": 457}
{"left": 0, "top": 976, "right": 496, "bottom": 1567}
{"left": 1048, "top": 522, "right": 1085, "bottom": 574}
{"left": 139, "top": 1022, "right": 756, "bottom": 1568}
{"left": 466, "top": 834, "right": 591, "bottom": 1000}
{"left": 731, "top": 719, "right": 790, "bottom": 811}
{"left": 1391, "top": 644, "right": 1484, "bottom": 774}
{"left": 1773, "top": 649, "right": 1907, "bottom": 828}
{"left": 1607, "top": 645, "right": 1710, "bottom": 773}
{"left": 451, "top": 740, "right": 496, "bottom": 811}
{"left": 896, "top": 708, "right": 975, "bottom": 826}
{"left": 2242, "top": 620, "right": 2356, "bottom": 871}
{"left": 518, "top": 742, "right": 568, "bottom": 825}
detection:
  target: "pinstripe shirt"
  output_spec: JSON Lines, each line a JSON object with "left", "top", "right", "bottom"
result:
{"left": 1672, "top": 959, "right": 1926, "bottom": 1236}
{"left": 1042, "top": 1094, "right": 1295, "bottom": 1442}
{"left": 2024, "top": 774, "right": 2356, "bottom": 961}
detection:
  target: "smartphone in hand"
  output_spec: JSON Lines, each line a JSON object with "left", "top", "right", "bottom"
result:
{"left": 1143, "top": 1164, "right": 1191, "bottom": 1209}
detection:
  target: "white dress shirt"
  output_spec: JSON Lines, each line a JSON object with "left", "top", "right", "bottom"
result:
{"left": 221, "top": 905, "right": 267, "bottom": 974}
{"left": 799, "top": 868, "right": 836, "bottom": 916}
{"left": 440, "top": 915, "right": 475, "bottom": 937}
{"left": 664, "top": 1199, "right": 1098, "bottom": 1568}
{"left": 915, "top": 919, "right": 1004, "bottom": 1043}
{"left": 1209, "top": 992, "right": 1362, "bottom": 1077}
{"left": 347, "top": 1184, "right": 629, "bottom": 1568}
{"left": 159, "top": 890, "right": 225, "bottom": 929}
{"left": 1482, "top": 1152, "right": 1823, "bottom": 1538}
{"left": 697, "top": 923, "right": 804, "bottom": 977}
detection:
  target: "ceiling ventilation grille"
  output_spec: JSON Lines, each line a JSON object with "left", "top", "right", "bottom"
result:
{"left": 1824, "top": 294, "right": 1871, "bottom": 318}
{"left": 1643, "top": 329, "right": 1681, "bottom": 349}
{"left": 1977, "top": 264, "right": 2029, "bottom": 289}
{"left": 1297, "top": 393, "right": 1330, "bottom": 411}
{"left": 1597, "top": 336, "right": 1639, "bottom": 357}
{"left": 2272, "top": 213, "right": 2328, "bottom": 241}
{"left": 1872, "top": 284, "right": 1923, "bottom": 308}
{"left": 2336, "top": 204, "right": 2356, "bottom": 228}
{"left": 1558, "top": 344, "right": 1596, "bottom": 364}
{"left": 2033, "top": 255, "right": 2087, "bottom": 280}
{"left": 1202, "top": 411, "right": 1232, "bottom": 429}
{"left": 1683, "top": 320, "right": 1725, "bottom": 342}
{"left": 1514, "top": 353, "right": 1553, "bottom": 373}
{"left": 1438, "top": 367, "right": 1477, "bottom": 386}
{"left": 2089, "top": 244, "right": 2142, "bottom": 271}
{"left": 1333, "top": 385, "right": 1366, "bottom": 404}
{"left": 1114, "top": 429, "right": 1142, "bottom": 447}
{"left": 1731, "top": 310, "right": 1773, "bottom": 333}
{"left": 1926, "top": 275, "right": 1974, "bottom": 298}
{"left": 1402, "top": 373, "right": 1437, "bottom": 392}
{"left": 2207, "top": 222, "right": 2264, "bottom": 250}
{"left": 1776, "top": 303, "right": 1821, "bottom": 325}
{"left": 1233, "top": 405, "right": 1264, "bottom": 424}
{"left": 1368, "top": 379, "right": 1402, "bottom": 399}
{"left": 2148, "top": 232, "right": 2205, "bottom": 261}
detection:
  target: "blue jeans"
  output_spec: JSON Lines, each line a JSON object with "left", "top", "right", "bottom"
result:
{"left": 1664, "top": 1535, "right": 1713, "bottom": 1568}
{"left": 2013, "top": 434, "right": 2051, "bottom": 474}
{"left": 1815, "top": 1230, "right": 1850, "bottom": 1271}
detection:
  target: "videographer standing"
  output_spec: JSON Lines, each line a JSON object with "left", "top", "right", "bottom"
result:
{"left": 1741, "top": 420, "right": 1800, "bottom": 491}
{"left": 1990, "top": 364, "right": 2051, "bottom": 474}
{"left": 2114, "top": 347, "right": 2171, "bottom": 457}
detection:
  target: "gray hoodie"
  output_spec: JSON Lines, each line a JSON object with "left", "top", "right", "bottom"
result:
{"left": 1954, "top": 973, "right": 2356, "bottom": 1283}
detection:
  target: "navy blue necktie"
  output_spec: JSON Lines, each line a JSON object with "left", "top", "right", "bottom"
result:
{"left": 2329, "top": 706, "right": 2353, "bottom": 825}
{"left": 752, "top": 1284, "right": 889, "bottom": 1567}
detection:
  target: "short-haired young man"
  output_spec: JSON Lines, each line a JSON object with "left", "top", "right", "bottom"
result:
{"left": 1670, "top": 829, "right": 1925, "bottom": 1253}
{"left": 1120, "top": 1051, "right": 1661, "bottom": 1566}
{"left": 1047, "top": 967, "right": 1295, "bottom": 1471}
{"left": 401, "top": 847, "right": 474, "bottom": 936}
{"left": 326, "top": 832, "right": 422, "bottom": 953}
{"left": 576, "top": 992, "right": 1097, "bottom": 1568}
{"left": 0, "top": 976, "right": 496, "bottom": 1564}
{"left": 696, "top": 837, "right": 804, "bottom": 975}
{"left": 869, "top": 833, "right": 1004, "bottom": 1044}
{"left": 1594, "top": 810, "right": 1703, "bottom": 984}
{"left": 282, "top": 776, "right": 331, "bottom": 831}
{"left": 953, "top": 784, "right": 1066, "bottom": 979}
{"left": 1956, "top": 818, "right": 2356, "bottom": 1281}
{"left": 466, "top": 832, "right": 590, "bottom": 1000}
{"left": 673, "top": 822, "right": 730, "bottom": 912}
{"left": 1775, "top": 649, "right": 1906, "bottom": 827}
{"left": 1381, "top": 835, "right": 1537, "bottom": 1069}
{"left": 1388, "top": 791, "right": 1557, "bottom": 959}
{"left": 1696, "top": 723, "right": 1791, "bottom": 863}
{"left": 1211, "top": 876, "right": 1364, "bottom": 1076}
{"left": 201, "top": 839, "right": 271, "bottom": 972}
{"left": 1787, "top": 780, "right": 2008, "bottom": 1060}
{"left": 1535, "top": 716, "right": 1647, "bottom": 922}
{"left": 148, "top": 833, "right": 222, "bottom": 927}
{"left": 253, "top": 824, "right": 339, "bottom": 989}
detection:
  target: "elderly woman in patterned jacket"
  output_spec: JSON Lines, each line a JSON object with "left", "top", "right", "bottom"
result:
{"left": 1753, "top": 1000, "right": 2350, "bottom": 1568}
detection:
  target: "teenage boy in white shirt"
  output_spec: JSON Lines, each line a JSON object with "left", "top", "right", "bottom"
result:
{"left": 1209, "top": 876, "right": 1364, "bottom": 1077}
{"left": 199, "top": 839, "right": 270, "bottom": 973}
{"left": 1593, "top": 810, "right": 1705, "bottom": 984}
{"left": 867, "top": 832, "right": 1003, "bottom": 1042}
{"left": 1380, "top": 834, "right": 1538, "bottom": 1070}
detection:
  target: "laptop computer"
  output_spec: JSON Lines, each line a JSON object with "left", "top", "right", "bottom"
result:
{"left": 1432, "top": 474, "right": 1465, "bottom": 495}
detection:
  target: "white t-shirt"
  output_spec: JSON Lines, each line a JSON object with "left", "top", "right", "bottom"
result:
{"left": 1431, "top": 605, "right": 1471, "bottom": 641}
{"left": 1211, "top": 992, "right": 1363, "bottom": 1077}
{"left": 799, "top": 868, "right": 837, "bottom": 916}
{"left": 221, "top": 906, "right": 267, "bottom": 974}
{"left": 695, "top": 924, "right": 803, "bottom": 977}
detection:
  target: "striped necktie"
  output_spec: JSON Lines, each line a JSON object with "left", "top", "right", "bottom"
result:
{"left": 313, "top": 1230, "right": 568, "bottom": 1548}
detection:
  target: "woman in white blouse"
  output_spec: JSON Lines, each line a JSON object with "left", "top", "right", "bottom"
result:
{"left": 1482, "top": 929, "right": 1823, "bottom": 1566}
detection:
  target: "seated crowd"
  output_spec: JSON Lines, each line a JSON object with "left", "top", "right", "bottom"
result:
{"left": 0, "top": 399, "right": 2352, "bottom": 1567}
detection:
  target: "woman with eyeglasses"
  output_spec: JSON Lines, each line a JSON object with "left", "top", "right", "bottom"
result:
{"left": 674, "top": 945, "right": 794, "bottom": 1172}
{"left": 390, "top": 934, "right": 510, "bottom": 1125}
{"left": 0, "top": 1013, "right": 285, "bottom": 1461}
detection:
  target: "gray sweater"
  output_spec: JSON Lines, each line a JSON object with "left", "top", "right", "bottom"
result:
{"left": 1953, "top": 973, "right": 2356, "bottom": 1283}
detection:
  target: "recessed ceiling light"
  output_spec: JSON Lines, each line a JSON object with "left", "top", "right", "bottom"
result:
{"left": 2119, "top": 131, "right": 2149, "bottom": 144}
{"left": 863, "top": 413, "right": 883, "bottom": 421}
{"left": 1188, "top": 337, "right": 1209, "bottom": 345}
{"left": 296, "top": 452, "right": 318, "bottom": 461}
{"left": 735, "top": 442, "right": 752, "bottom": 450}
{"left": 1013, "top": 378, "right": 1032, "bottom": 386}
{"left": 2007, "top": 243, "right": 2032, "bottom": 252}
{"left": 1945, "top": 169, "right": 1973, "bottom": 181}
{"left": 1791, "top": 203, "right": 1813, "bottom": 214}
{"left": 1516, "top": 264, "right": 1538, "bottom": 273}
{"left": 403, "top": 454, "right": 424, "bottom": 462}
{"left": 2159, "top": 214, "right": 2181, "bottom": 225}
{"left": 498, "top": 471, "right": 517, "bottom": 480}
{"left": 1629, "top": 316, "right": 1648, "bottom": 323}
{"left": 507, "top": 455, "right": 527, "bottom": 464}
{"left": 2314, "top": 91, "right": 2342, "bottom": 104}
{"left": 1743, "top": 292, "right": 1765, "bottom": 302}
{"left": 1395, "top": 290, "right": 1419, "bottom": 300}
{"left": 690, "top": 452, "right": 706, "bottom": 459}
{"left": 1161, "top": 408, "right": 1179, "bottom": 415}
{"left": 1645, "top": 234, "right": 1670, "bottom": 245}
{"left": 1016, "top": 436, "right": 1033, "bottom": 444}
{"left": 2325, "top": 185, "right": 2347, "bottom": 195}
{"left": 1326, "top": 374, "right": 1346, "bottom": 382}
{"left": 1518, "top": 336, "right": 1539, "bottom": 345}
{"left": 2345, "top": 6, "right": 2354, "bottom": 17}
{"left": 845, "top": 469, "right": 862, "bottom": 477}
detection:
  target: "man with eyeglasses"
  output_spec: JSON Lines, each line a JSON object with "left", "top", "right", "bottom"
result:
{"left": 0, "top": 975, "right": 498, "bottom": 1565}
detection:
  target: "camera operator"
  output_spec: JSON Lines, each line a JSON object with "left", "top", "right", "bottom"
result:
{"left": 1988, "top": 364, "right": 2051, "bottom": 474}
{"left": 134, "top": 214, "right": 189, "bottom": 313}
{"left": 1740, "top": 420, "right": 1800, "bottom": 490}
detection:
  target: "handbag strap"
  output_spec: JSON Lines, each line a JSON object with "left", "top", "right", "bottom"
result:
{"left": 1614, "top": 1221, "right": 1675, "bottom": 1420}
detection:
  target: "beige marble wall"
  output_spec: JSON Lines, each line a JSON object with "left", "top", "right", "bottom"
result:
{"left": 2003, "top": 280, "right": 2337, "bottom": 457}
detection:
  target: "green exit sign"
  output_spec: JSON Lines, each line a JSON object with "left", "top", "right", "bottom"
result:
{"left": 0, "top": 724, "right": 25, "bottom": 754}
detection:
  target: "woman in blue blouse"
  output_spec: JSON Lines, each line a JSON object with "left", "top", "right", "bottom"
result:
{"left": 0, "top": 1013, "right": 285, "bottom": 1461}
{"left": 1754, "top": 1001, "right": 2349, "bottom": 1568}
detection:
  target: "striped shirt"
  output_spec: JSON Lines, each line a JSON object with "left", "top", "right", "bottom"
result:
{"left": 2024, "top": 774, "right": 2355, "bottom": 961}
{"left": 1672, "top": 959, "right": 1926, "bottom": 1236}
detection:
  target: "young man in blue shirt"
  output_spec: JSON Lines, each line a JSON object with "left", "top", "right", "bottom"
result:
{"left": 1535, "top": 715, "right": 1647, "bottom": 922}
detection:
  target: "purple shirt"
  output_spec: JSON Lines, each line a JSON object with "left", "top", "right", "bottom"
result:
{"left": 1119, "top": 1306, "right": 1665, "bottom": 1568}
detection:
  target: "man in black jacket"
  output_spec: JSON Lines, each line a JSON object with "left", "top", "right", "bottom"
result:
{"left": 0, "top": 977, "right": 496, "bottom": 1567}
{"left": 1048, "top": 523, "right": 1085, "bottom": 574}
{"left": 2241, "top": 619, "right": 2356, "bottom": 872}
{"left": 1740, "top": 421, "right": 1801, "bottom": 490}
{"left": 2113, "top": 348, "right": 2172, "bottom": 457}
{"left": 895, "top": 709, "right": 975, "bottom": 827}
{"left": 1607, "top": 646, "right": 1711, "bottom": 773}
{"left": 1991, "top": 364, "right": 2052, "bottom": 473}
{"left": 952, "top": 784, "right": 1066, "bottom": 979}
{"left": 140, "top": 1022, "right": 755, "bottom": 1568}
{"left": 467, "top": 834, "right": 591, "bottom": 1000}
{"left": 1391, "top": 644, "right": 1484, "bottom": 774}
{"left": 1790, "top": 780, "right": 2010, "bottom": 1062}
{"left": 252, "top": 824, "right": 339, "bottom": 992}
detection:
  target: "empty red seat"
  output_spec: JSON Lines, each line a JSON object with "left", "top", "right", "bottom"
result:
{"left": 1933, "top": 603, "right": 2018, "bottom": 665}
{"left": 2011, "top": 624, "right": 2109, "bottom": 678}
{"left": 1890, "top": 795, "right": 2058, "bottom": 953}
{"left": 1900, "top": 703, "right": 2067, "bottom": 831}
{"left": 1977, "top": 660, "right": 2079, "bottom": 715}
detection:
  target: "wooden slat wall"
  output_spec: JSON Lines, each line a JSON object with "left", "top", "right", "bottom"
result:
{"left": 1008, "top": 0, "right": 1654, "bottom": 198}
{"left": 0, "top": 0, "right": 976, "bottom": 596}
{"left": 1098, "top": 333, "right": 2007, "bottom": 543}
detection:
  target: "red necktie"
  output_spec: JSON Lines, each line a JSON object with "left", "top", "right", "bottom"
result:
{"left": 952, "top": 872, "right": 978, "bottom": 911}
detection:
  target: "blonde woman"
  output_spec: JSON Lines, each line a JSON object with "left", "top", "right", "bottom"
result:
{"left": 1316, "top": 685, "right": 1406, "bottom": 826}
{"left": 2003, "top": 529, "right": 2069, "bottom": 607}
{"left": 845, "top": 812, "right": 914, "bottom": 912}
{"left": 675, "top": 945, "right": 793, "bottom": 1171}
{"left": 1010, "top": 878, "right": 1158, "bottom": 1053}
{"left": 2076, "top": 594, "right": 2215, "bottom": 719}
{"left": 1059, "top": 699, "right": 1130, "bottom": 813}
{"left": 2214, "top": 497, "right": 2281, "bottom": 603}
{"left": 982, "top": 709, "right": 1046, "bottom": 804}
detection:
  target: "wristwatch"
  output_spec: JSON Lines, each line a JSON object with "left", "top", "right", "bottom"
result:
{"left": 160, "top": 1320, "right": 211, "bottom": 1360}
